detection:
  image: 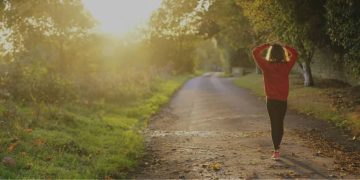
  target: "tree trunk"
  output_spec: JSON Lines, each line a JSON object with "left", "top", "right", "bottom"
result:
{"left": 299, "top": 46, "right": 316, "bottom": 87}
{"left": 302, "top": 60, "right": 314, "bottom": 86}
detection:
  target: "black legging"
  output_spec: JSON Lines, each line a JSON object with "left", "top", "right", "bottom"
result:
{"left": 266, "top": 99, "right": 287, "bottom": 150}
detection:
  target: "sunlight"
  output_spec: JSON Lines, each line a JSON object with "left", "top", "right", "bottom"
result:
{"left": 82, "top": 0, "right": 162, "bottom": 36}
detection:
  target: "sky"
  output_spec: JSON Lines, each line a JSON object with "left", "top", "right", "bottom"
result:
{"left": 82, "top": 0, "right": 162, "bottom": 37}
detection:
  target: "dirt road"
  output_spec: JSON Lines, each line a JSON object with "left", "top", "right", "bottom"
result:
{"left": 133, "top": 72, "right": 360, "bottom": 179}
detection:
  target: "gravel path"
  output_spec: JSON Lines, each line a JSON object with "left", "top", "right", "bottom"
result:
{"left": 132, "top": 72, "right": 360, "bottom": 179}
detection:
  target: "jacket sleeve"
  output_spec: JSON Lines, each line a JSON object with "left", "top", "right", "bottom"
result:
{"left": 252, "top": 44, "right": 270, "bottom": 70}
{"left": 284, "top": 45, "right": 298, "bottom": 69}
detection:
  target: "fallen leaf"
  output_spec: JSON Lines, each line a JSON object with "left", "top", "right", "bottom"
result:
{"left": 209, "top": 162, "right": 222, "bottom": 171}
{"left": 33, "top": 139, "right": 45, "bottom": 146}
{"left": 7, "top": 143, "right": 18, "bottom": 152}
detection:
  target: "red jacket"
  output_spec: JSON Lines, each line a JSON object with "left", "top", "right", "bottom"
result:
{"left": 252, "top": 44, "right": 298, "bottom": 101}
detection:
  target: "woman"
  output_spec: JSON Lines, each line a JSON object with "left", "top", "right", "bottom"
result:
{"left": 252, "top": 43, "right": 298, "bottom": 160}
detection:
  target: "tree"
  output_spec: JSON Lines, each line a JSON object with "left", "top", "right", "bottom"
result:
{"left": 2, "top": 0, "right": 94, "bottom": 70}
{"left": 238, "top": 0, "right": 327, "bottom": 86}
{"left": 0, "top": 0, "right": 95, "bottom": 102}
{"left": 194, "top": 39, "right": 222, "bottom": 71}
{"left": 325, "top": 0, "right": 360, "bottom": 79}
{"left": 148, "top": 0, "right": 213, "bottom": 73}
{"left": 203, "top": 0, "right": 254, "bottom": 74}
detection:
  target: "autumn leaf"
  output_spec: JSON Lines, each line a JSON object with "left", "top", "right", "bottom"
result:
{"left": 208, "top": 162, "right": 222, "bottom": 171}
{"left": 33, "top": 139, "right": 45, "bottom": 146}
{"left": 7, "top": 143, "right": 18, "bottom": 152}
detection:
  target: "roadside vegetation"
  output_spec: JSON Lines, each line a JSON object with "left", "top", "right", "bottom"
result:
{"left": 0, "top": 70, "right": 191, "bottom": 178}
{"left": 234, "top": 73, "right": 360, "bottom": 136}
{"left": 0, "top": 1, "right": 197, "bottom": 178}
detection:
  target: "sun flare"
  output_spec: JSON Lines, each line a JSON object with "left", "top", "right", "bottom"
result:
{"left": 82, "top": 0, "right": 162, "bottom": 36}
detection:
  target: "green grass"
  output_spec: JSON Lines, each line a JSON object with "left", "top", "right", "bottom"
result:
{"left": 0, "top": 74, "right": 191, "bottom": 178}
{"left": 233, "top": 73, "right": 264, "bottom": 97}
{"left": 234, "top": 73, "right": 357, "bottom": 133}
{"left": 218, "top": 72, "right": 233, "bottom": 78}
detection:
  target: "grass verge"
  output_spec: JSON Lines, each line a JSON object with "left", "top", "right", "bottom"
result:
{"left": 0, "top": 74, "right": 192, "bottom": 178}
{"left": 234, "top": 73, "right": 360, "bottom": 135}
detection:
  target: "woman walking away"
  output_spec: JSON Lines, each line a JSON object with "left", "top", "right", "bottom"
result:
{"left": 252, "top": 43, "right": 298, "bottom": 161}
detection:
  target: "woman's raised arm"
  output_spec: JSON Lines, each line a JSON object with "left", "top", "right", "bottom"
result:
{"left": 284, "top": 45, "right": 298, "bottom": 69}
{"left": 252, "top": 43, "right": 270, "bottom": 70}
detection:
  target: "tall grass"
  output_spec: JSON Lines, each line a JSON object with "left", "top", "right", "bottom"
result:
{"left": 0, "top": 63, "right": 191, "bottom": 178}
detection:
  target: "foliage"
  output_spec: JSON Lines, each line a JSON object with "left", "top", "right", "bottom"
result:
{"left": 208, "top": 0, "right": 253, "bottom": 50}
{"left": 238, "top": 0, "right": 327, "bottom": 62}
{"left": 149, "top": 0, "right": 201, "bottom": 38}
{"left": 0, "top": 0, "right": 195, "bottom": 178}
{"left": 208, "top": 0, "right": 254, "bottom": 71}
{"left": 0, "top": 0, "right": 99, "bottom": 104}
{"left": 325, "top": 0, "right": 360, "bottom": 79}
{"left": 147, "top": 0, "right": 214, "bottom": 73}
{"left": 147, "top": 35, "right": 197, "bottom": 73}
{"left": 0, "top": 74, "right": 191, "bottom": 178}
{"left": 193, "top": 39, "right": 222, "bottom": 71}
{"left": 2, "top": 0, "right": 94, "bottom": 57}
{"left": 237, "top": 0, "right": 328, "bottom": 86}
